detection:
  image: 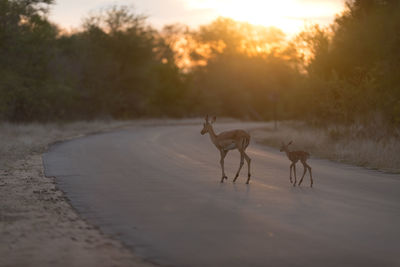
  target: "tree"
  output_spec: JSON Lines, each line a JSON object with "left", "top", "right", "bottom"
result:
{"left": 0, "top": 0, "right": 59, "bottom": 121}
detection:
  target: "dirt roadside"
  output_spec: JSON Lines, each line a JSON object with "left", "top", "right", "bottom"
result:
{"left": 0, "top": 155, "right": 154, "bottom": 267}
{"left": 0, "top": 121, "right": 160, "bottom": 267}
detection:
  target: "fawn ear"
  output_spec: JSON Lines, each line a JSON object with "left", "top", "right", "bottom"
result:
{"left": 288, "top": 141, "right": 293, "bottom": 145}
{"left": 205, "top": 114, "right": 209, "bottom": 122}
{"left": 211, "top": 116, "right": 216, "bottom": 123}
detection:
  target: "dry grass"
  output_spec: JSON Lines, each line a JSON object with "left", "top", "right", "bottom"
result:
{"left": 0, "top": 120, "right": 133, "bottom": 169}
{"left": 251, "top": 121, "right": 400, "bottom": 173}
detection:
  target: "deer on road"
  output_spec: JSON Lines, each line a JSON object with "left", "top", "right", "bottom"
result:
{"left": 201, "top": 115, "right": 252, "bottom": 184}
{"left": 280, "top": 141, "right": 313, "bottom": 187}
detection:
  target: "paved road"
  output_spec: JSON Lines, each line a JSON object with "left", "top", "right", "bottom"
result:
{"left": 43, "top": 122, "right": 400, "bottom": 267}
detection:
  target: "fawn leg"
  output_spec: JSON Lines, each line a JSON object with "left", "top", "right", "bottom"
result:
{"left": 293, "top": 163, "right": 297, "bottom": 186}
{"left": 289, "top": 163, "right": 293, "bottom": 183}
{"left": 307, "top": 163, "right": 313, "bottom": 187}
{"left": 298, "top": 161, "right": 308, "bottom": 186}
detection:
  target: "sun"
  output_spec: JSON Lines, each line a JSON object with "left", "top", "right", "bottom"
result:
{"left": 185, "top": 0, "right": 343, "bottom": 35}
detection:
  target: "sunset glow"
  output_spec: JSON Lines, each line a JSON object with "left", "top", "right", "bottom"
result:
{"left": 51, "top": 0, "right": 344, "bottom": 36}
{"left": 184, "top": 0, "right": 343, "bottom": 35}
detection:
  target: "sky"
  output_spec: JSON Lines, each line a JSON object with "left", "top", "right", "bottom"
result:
{"left": 49, "top": 0, "right": 345, "bottom": 36}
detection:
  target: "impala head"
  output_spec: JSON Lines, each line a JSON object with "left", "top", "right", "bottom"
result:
{"left": 280, "top": 141, "right": 292, "bottom": 152}
{"left": 201, "top": 115, "right": 216, "bottom": 135}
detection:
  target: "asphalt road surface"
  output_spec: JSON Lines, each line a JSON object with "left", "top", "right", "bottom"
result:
{"left": 43, "top": 122, "right": 400, "bottom": 267}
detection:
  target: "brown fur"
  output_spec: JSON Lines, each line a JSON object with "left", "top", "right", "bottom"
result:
{"left": 201, "top": 115, "right": 251, "bottom": 184}
{"left": 280, "top": 141, "right": 313, "bottom": 187}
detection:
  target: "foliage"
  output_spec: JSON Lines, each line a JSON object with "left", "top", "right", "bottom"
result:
{"left": 185, "top": 18, "right": 300, "bottom": 120}
{"left": 294, "top": 0, "right": 400, "bottom": 125}
{"left": 0, "top": 0, "right": 399, "bottom": 127}
{"left": 0, "top": 2, "right": 184, "bottom": 121}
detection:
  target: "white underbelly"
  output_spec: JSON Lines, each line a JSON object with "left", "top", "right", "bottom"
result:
{"left": 223, "top": 143, "right": 237, "bottom": 151}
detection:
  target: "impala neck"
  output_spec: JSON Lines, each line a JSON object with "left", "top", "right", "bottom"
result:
{"left": 207, "top": 124, "right": 219, "bottom": 147}
{"left": 283, "top": 148, "right": 291, "bottom": 159}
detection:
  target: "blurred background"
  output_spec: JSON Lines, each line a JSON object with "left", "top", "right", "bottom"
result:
{"left": 1, "top": 0, "right": 399, "bottom": 128}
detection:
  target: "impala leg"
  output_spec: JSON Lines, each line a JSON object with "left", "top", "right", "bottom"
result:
{"left": 233, "top": 153, "right": 244, "bottom": 183}
{"left": 220, "top": 150, "right": 228, "bottom": 183}
{"left": 289, "top": 163, "right": 293, "bottom": 184}
{"left": 243, "top": 152, "right": 251, "bottom": 184}
{"left": 293, "top": 163, "right": 297, "bottom": 186}
{"left": 298, "top": 161, "right": 307, "bottom": 186}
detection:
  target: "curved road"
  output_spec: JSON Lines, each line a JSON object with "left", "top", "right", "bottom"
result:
{"left": 43, "top": 122, "right": 400, "bottom": 267}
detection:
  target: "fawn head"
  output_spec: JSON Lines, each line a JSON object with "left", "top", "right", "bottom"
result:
{"left": 201, "top": 115, "right": 216, "bottom": 135}
{"left": 280, "top": 141, "right": 293, "bottom": 152}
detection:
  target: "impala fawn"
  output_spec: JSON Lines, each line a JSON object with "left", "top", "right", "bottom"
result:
{"left": 201, "top": 115, "right": 252, "bottom": 184}
{"left": 280, "top": 141, "right": 313, "bottom": 187}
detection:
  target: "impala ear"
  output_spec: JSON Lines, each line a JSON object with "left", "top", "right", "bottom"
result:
{"left": 205, "top": 114, "right": 209, "bottom": 122}
{"left": 211, "top": 116, "right": 216, "bottom": 123}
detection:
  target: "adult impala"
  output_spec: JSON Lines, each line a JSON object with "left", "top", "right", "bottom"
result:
{"left": 200, "top": 115, "right": 251, "bottom": 184}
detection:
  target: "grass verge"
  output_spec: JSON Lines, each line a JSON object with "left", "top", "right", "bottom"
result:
{"left": 251, "top": 121, "right": 400, "bottom": 173}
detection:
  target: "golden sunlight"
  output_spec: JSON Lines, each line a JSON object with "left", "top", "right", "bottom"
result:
{"left": 184, "top": 0, "right": 343, "bottom": 35}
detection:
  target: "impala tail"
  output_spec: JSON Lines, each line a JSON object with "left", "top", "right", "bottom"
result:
{"left": 242, "top": 136, "right": 250, "bottom": 149}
